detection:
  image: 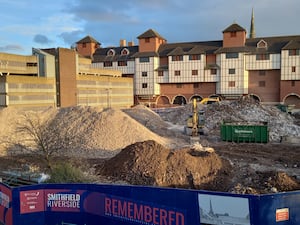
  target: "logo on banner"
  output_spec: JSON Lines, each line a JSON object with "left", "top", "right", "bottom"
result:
{"left": 47, "top": 193, "right": 80, "bottom": 209}
{"left": 20, "top": 190, "right": 44, "bottom": 214}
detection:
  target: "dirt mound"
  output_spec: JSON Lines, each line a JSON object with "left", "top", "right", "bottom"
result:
{"left": 97, "top": 140, "right": 232, "bottom": 189}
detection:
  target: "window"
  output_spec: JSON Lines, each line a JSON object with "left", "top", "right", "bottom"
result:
{"left": 104, "top": 61, "right": 112, "bottom": 67}
{"left": 228, "top": 81, "right": 235, "bottom": 87}
{"left": 257, "top": 40, "right": 268, "bottom": 49}
{"left": 229, "top": 68, "right": 235, "bottom": 74}
{"left": 189, "top": 54, "right": 201, "bottom": 60}
{"left": 174, "top": 70, "right": 181, "bottom": 76}
{"left": 117, "top": 61, "right": 127, "bottom": 66}
{"left": 259, "top": 81, "right": 266, "bottom": 87}
{"left": 192, "top": 70, "right": 198, "bottom": 76}
{"left": 193, "top": 83, "right": 199, "bottom": 88}
{"left": 292, "top": 66, "right": 296, "bottom": 73}
{"left": 230, "top": 31, "right": 237, "bottom": 37}
{"left": 291, "top": 81, "right": 295, "bottom": 86}
{"left": 256, "top": 54, "right": 270, "bottom": 60}
{"left": 145, "top": 38, "right": 150, "bottom": 43}
{"left": 107, "top": 49, "right": 115, "bottom": 56}
{"left": 176, "top": 84, "right": 182, "bottom": 88}
{"left": 226, "top": 52, "right": 239, "bottom": 59}
{"left": 26, "top": 62, "right": 37, "bottom": 67}
{"left": 142, "top": 72, "right": 147, "bottom": 77}
{"left": 158, "top": 71, "right": 164, "bottom": 76}
{"left": 289, "top": 49, "right": 300, "bottom": 56}
{"left": 139, "top": 57, "right": 150, "bottom": 63}
{"left": 172, "top": 55, "right": 183, "bottom": 61}
{"left": 210, "top": 69, "right": 217, "bottom": 75}
{"left": 82, "top": 43, "right": 86, "bottom": 48}
{"left": 121, "top": 48, "right": 129, "bottom": 55}
{"left": 259, "top": 70, "right": 266, "bottom": 76}
{"left": 142, "top": 83, "right": 148, "bottom": 88}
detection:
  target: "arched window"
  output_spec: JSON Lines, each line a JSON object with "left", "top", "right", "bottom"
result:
{"left": 107, "top": 49, "right": 115, "bottom": 56}
{"left": 121, "top": 48, "right": 129, "bottom": 55}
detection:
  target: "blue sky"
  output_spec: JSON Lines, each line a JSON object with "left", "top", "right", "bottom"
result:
{"left": 1, "top": 0, "right": 300, "bottom": 55}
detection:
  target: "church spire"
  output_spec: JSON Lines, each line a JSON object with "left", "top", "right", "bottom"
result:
{"left": 249, "top": 8, "right": 256, "bottom": 38}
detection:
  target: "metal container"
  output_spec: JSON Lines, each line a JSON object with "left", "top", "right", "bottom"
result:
{"left": 221, "top": 122, "right": 269, "bottom": 143}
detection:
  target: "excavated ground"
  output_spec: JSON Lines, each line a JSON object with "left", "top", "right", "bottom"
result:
{"left": 0, "top": 99, "right": 299, "bottom": 194}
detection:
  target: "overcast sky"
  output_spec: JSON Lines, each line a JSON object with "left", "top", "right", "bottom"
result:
{"left": 1, "top": 0, "right": 300, "bottom": 55}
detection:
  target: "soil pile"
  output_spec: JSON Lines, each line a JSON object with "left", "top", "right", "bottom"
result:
{"left": 97, "top": 140, "right": 231, "bottom": 190}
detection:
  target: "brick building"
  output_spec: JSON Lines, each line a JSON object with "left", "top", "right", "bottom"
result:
{"left": 86, "top": 22, "right": 300, "bottom": 109}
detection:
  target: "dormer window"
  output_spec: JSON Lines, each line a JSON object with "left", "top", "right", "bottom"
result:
{"left": 107, "top": 49, "right": 115, "bottom": 56}
{"left": 121, "top": 48, "right": 129, "bottom": 55}
{"left": 257, "top": 40, "right": 268, "bottom": 49}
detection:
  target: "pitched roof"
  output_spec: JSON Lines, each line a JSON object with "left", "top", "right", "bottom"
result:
{"left": 223, "top": 23, "right": 246, "bottom": 33}
{"left": 76, "top": 35, "right": 100, "bottom": 44}
{"left": 137, "top": 29, "right": 166, "bottom": 40}
{"left": 93, "top": 45, "right": 139, "bottom": 62}
{"left": 158, "top": 41, "right": 222, "bottom": 57}
{"left": 282, "top": 40, "right": 300, "bottom": 50}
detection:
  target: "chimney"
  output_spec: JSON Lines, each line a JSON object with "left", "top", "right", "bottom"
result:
{"left": 128, "top": 41, "right": 134, "bottom": 46}
{"left": 120, "top": 39, "right": 126, "bottom": 47}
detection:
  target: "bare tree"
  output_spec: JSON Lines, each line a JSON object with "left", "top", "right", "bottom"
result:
{"left": 14, "top": 112, "right": 74, "bottom": 170}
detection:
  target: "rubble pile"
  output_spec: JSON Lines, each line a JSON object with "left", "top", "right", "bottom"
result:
{"left": 157, "top": 99, "right": 300, "bottom": 142}
{"left": 0, "top": 106, "right": 170, "bottom": 158}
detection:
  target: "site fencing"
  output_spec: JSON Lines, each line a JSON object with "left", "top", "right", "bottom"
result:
{"left": 0, "top": 182, "right": 299, "bottom": 225}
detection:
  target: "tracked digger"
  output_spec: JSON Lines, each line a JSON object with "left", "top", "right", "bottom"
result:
{"left": 184, "top": 98, "right": 205, "bottom": 143}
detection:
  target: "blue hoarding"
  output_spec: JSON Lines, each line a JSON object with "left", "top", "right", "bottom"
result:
{"left": 0, "top": 183, "right": 299, "bottom": 225}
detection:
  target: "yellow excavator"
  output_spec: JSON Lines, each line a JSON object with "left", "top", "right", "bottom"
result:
{"left": 184, "top": 98, "right": 205, "bottom": 141}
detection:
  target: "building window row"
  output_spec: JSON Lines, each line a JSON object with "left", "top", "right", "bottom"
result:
{"left": 172, "top": 55, "right": 183, "bottom": 61}
{"left": 256, "top": 53, "right": 270, "bottom": 60}
{"left": 104, "top": 61, "right": 112, "bottom": 67}
{"left": 139, "top": 57, "right": 150, "bottom": 63}
{"left": 189, "top": 54, "right": 201, "bottom": 60}
{"left": 171, "top": 55, "right": 202, "bottom": 61}
{"left": 172, "top": 69, "right": 216, "bottom": 76}
{"left": 117, "top": 61, "right": 127, "bottom": 66}
{"left": 226, "top": 52, "right": 239, "bottom": 59}
{"left": 288, "top": 49, "right": 300, "bottom": 56}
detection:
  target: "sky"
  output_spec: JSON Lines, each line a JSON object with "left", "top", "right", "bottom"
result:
{"left": 1, "top": 0, "right": 300, "bottom": 55}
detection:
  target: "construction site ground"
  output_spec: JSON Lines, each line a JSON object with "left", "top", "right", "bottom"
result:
{"left": 0, "top": 99, "right": 299, "bottom": 194}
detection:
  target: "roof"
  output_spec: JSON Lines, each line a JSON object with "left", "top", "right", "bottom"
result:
{"left": 282, "top": 40, "right": 300, "bottom": 50}
{"left": 158, "top": 40, "right": 223, "bottom": 57}
{"left": 223, "top": 23, "right": 246, "bottom": 33}
{"left": 132, "top": 52, "right": 159, "bottom": 58}
{"left": 93, "top": 45, "right": 139, "bottom": 62}
{"left": 137, "top": 29, "right": 166, "bottom": 40}
{"left": 245, "top": 35, "right": 300, "bottom": 53}
{"left": 91, "top": 27, "right": 300, "bottom": 62}
{"left": 76, "top": 35, "right": 101, "bottom": 45}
